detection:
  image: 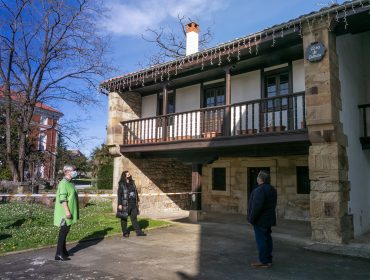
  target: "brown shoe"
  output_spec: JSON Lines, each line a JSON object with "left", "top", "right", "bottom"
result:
{"left": 251, "top": 262, "right": 271, "bottom": 268}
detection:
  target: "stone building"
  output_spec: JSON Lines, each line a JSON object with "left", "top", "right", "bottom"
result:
{"left": 100, "top": 1, "right": 370, "bottom": 244}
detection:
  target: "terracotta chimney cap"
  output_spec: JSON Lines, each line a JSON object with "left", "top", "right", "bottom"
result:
{"left": 186, "top": 22, "right": 199, "bottom": 33}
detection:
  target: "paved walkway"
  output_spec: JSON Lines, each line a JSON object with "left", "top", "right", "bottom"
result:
{"left": 1, "top": 215, "right": 370, "bottom": 280}
{"left": 197, "top": 211, "right": 370, "bottom": 260}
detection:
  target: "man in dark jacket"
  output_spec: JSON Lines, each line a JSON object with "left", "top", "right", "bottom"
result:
{"left": 247, "top": 170, "right": 277, "bottom": 268}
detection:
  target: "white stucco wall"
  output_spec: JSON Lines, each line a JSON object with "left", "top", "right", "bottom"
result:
{"left": 175, "top": 84, "right": 201, "bottom": 113}
{"left": 231, "top": 70, "right": 261, "bottom": 103}
{"left": 292, "top": 59, "right": 305, "bottom": 93}
{"left": 338, "top": 31, "right": 370, "bottom": 236}
{"left": 141, "top": 94, "right": 157, "bottom": 118}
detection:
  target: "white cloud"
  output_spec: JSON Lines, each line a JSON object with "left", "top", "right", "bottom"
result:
{"left": 100, "top": 0, "right": 229, "bottom": 36}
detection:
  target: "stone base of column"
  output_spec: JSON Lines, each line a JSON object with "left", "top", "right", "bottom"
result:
{"left": 189, "top": 210, "right": 204, "bottom": 223}
{"left": 311, "top": 214, "right": 354, "bottom": 244}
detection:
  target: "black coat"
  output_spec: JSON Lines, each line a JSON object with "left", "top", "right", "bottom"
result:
{"left": 117, "top": 180, "right": 139, "bottom": 215}
{"left": 247, "top": 183, "right": 277, "bottom": 228}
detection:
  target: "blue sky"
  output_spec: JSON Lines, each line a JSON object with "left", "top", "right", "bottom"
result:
{"left": 62, "top": 0, "right": 345, "bottom": 157}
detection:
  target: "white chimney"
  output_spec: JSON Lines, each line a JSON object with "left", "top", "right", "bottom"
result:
{"left": 186, "top": 22, "right": 199, "bottom": 56}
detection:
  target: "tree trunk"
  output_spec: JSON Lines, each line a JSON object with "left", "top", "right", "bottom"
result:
{"left": 18, "top": 131, "right": 26, "bottom": 182}
{"left": 3, "top": 85, "right": 20, "bottom": 182}
{"left": 17, "top": 106, "right": 34, "bottom": 182}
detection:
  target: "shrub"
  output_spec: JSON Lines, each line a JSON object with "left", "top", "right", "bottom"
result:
{"left": 96, "top": 164, "right": 113, "bottom": 189}
{"left": 0, "top": 167, "right": 12, "bottom": 180}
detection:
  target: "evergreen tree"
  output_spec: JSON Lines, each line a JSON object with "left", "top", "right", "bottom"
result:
{"left": 90, "top": 144, "right": 113, "bottom": 189}
{"left": 54, "top": 134, "right": 71, "bottom": 180}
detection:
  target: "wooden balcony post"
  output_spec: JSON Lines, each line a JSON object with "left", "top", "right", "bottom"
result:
{"left": 224, "top": 67, "right": 232, "bottom": 136}
{"left": 162, "top": 84, "right": 168, "bottom": 141}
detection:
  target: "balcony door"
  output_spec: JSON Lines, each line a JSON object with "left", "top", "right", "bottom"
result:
{"left": 157, "top": 90, "right": 175, "bottom": 116}
{"left": 202, "top": 83, "right": 225, "bottom": 135}
{"left": 263, "top": 67, "right": 292, "bottom": 130}
{"left": 204, "top": 84, "right": 225, "bottom": 108}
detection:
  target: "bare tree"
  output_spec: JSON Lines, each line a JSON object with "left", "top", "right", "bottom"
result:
{"left": 0, "top": 0, "right": 109, "bottom": 182}
{"left": 141, "top": 15, "right": 213, "bottom": 65}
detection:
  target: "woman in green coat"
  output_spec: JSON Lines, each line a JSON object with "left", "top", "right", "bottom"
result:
{"left": 54, "top": 165, "right": 79, "bottom": 261}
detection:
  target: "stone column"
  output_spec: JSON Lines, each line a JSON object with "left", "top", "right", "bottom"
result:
{"left": 303, "top": 20, "right": 353, "bottom": 243}
{"left": 107, "top": 91, "right": 141, "bottom": 210}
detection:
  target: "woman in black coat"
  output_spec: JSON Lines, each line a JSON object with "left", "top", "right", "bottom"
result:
{"left": 117, "top": 171, "right": 146, "bottom": 237}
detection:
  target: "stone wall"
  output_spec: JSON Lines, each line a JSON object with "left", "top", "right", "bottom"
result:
{"left": 107, "top": 91, "right": 141, "bottom": 156}
{"left": 112, "top": 156, "right": 192, "bottom": 215}
{"left": 202, "top": 156, "right": 309, "bottom": 220}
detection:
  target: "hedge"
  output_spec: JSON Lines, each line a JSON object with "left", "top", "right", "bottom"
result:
{"left": 96, "top": 164, "right": 113, "bottom": 189}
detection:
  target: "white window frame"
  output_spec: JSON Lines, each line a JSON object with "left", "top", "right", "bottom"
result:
{"left": 40, "top": 115, "right": 48, "bottom": 125}
{"left": 39, "top": 133, "right": 47, "bottom": 151}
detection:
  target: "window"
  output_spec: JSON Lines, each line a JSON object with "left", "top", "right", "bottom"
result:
{"left": 39, "top": 133, "right": 47, "bottom": 151}
{"left": 40, "top": 115, "right": 48, "bottom": 125}
{"left": 157, "top": 91, "right": 175, "bottom": 116}
{"left": 296, "top": 166, "right": 310, "bottom": 194}
{"left": 264, "top": 68, "right": 290, "bottom": 109}
{"left": 212, "top": 167, "right": 226, "bottom": 191}
{"left": 204, "top": 84, "right": 225, "bottom": 108}
{"left": 35, "top": 164, "right": 44, "bottom": 178}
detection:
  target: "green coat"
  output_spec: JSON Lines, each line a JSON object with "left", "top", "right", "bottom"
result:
{"left": 53, "top": 178, "right": 79, "bottom": 227}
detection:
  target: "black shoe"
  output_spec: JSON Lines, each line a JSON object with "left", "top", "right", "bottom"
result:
{"left": 136, "top": 232, "right": 147, "bottom": 236}
{"left": 123, "top": 233, "right": 130, "bottom": 238}
{"left": 63, "top": 251, "right": 69, "bottom": 257}
{"left": 55, "top": 254, "right": 70, "bottom": 261}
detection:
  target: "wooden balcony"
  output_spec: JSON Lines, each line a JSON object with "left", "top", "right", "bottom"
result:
{"left": 121, "top": 92, "right": 308, "bottom": 155}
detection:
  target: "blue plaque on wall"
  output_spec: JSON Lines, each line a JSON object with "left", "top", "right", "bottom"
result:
{"left": 306, "top": 42, "right": 326, "bottom": 62}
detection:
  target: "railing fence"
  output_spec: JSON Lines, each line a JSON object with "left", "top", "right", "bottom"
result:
{"left": 122, "top": 92, "right": 306, "bottom": 144}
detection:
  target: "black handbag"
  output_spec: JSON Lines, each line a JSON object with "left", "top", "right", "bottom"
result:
{"left": 116, "top": 210, "right": 128, "bottom": 219}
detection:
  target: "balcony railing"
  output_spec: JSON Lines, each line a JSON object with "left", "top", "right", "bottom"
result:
{"left": 122, "top": 92, "right": 306, "bottom": 145}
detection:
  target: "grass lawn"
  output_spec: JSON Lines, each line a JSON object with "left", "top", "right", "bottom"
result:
{"left": 0, "top": 200, "right": 171, "bottom": 255}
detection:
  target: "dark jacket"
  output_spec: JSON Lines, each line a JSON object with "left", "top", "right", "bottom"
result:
{"left": 117, "top": 180, "right": 139, "bottom": 214}
{"left": 247, "top": 183, "right": 277, "bottom": 228}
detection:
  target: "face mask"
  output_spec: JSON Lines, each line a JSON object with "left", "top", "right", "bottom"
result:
{"left": 71, "top": 171, "right": 78, "bottom": 178}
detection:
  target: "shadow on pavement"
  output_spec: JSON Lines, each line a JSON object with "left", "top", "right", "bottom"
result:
{"left": 176, "top": 271, "right": 194, "bottom": 280}
{"left": 69, "top": 227, "right": 113, "bottom": 255}
{"left": 128, "top": 219, "right": 149, "bottom": 231}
